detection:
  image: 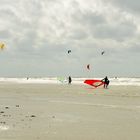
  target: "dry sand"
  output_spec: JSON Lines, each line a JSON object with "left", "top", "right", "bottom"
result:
{"left": 0, "top": 83, "right": 140, "bottom": 140}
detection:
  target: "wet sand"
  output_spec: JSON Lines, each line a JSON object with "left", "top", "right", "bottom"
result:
{"left": 0, "top": 83, "right": 140, "bottom": 140}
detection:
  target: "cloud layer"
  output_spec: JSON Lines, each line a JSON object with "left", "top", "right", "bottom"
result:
{"left": 0, "top": 0, "right": 140, "bottom": 77}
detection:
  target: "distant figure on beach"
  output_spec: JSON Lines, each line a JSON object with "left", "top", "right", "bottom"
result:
{"left": 68, "top": 76, "right": 72, "bottom": 84}
{"left": 102, "top": 76, "right": 110, "bottom": 88}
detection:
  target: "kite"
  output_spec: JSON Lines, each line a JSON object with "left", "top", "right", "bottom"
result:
{"left": 0, "top": 42, "right": 5, "bottom": 50}
{"left": 68, "top": 50, "right": 71, "bottom": 54}
{"left": 84, "top": 79, "right": 104, "bottom": 88}
{"left": 101, "top": 51, "right": 105, "bottom": 55}
{"left": 87, "top": 64, "right": 90, "bottom": 70}
{"left": 57, "top": 77, "right": 67, "bottom": 84}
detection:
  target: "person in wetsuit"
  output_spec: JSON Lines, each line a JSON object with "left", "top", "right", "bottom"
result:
{"left": 68, "top": 76, "right": 72, "bottom": 84}
{"left": 102, "top": 76, "right": 110, "bottom": 88}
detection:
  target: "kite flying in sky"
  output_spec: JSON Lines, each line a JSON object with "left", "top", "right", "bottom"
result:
{"left": 87, "top": 64, "right": 90, "bottom": 70}
{"left": 101, "top": 51, "right": 105, "bottom": 55}
{"left": 68, "top": 50, "right": 71, "bottom": 54}
{"left": 0, "top": 42, "right": 5, "bottom": 50}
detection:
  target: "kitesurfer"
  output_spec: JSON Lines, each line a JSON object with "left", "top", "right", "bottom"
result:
{"left": 102, "top": 76, "right": 110, "bottom": 88}
{"left": 68, "top": 76, "right": 72, "bottom": 84}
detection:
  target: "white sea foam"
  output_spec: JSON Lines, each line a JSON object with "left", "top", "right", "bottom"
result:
{"left": 0, "top": 77, "right": 140, "bottom": 86}
{"left": 0, "top": 125, "right": 9, "bottom": 131}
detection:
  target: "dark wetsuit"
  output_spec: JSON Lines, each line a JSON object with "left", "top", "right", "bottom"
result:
{"left": 68, "top": 76, "right": 72, "bottom": 84}
{"left": 102, "top": 76, "right": 110, "bottom": 88}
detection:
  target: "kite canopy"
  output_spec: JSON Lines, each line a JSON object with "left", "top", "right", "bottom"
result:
{"left": 68, "top": 50, "right": 71, "bottom": 54}
{"left": 101, "top": 51, "right": 105, "bottom": 55}
{"left": 87, "top": 64, "right": 90, "bottom": 70}
{"left": 57, "top": 77, "right": 67, "bottom": 83}
{"left": 84, "top": 79, "right": 104, "bottom": 88}
{"left": 0, "top": 42, "right": 5, "bottom": 50}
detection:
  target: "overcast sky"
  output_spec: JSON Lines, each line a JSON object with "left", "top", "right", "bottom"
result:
{"left": 0, "top": 0, "right": 140, "bottom": 78}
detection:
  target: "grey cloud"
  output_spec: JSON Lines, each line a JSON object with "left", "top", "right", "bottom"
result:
{"left": 0, "top": 30, "right": 11, "bottom": 39}
{"left": 73, "top": 10, "right": 106, "bottom": 26}
{"left": 67, "top": 29, "right": 88, "bottom": 40}
{"left": 71, "top": 4, "right": 136, "bottom": 41}
{"left": 0, "top": 7, "right": 16, "bottom": 18}
{"left": 108, "top": 0, "right": 140, "bottom": 14}
{"left": 69, "top": 8, "right": 107, "bottom": 41}
{"left": 0, "top": 3, "right": 39, "bottom": 38}
{"left": 127, "top": 43, "right": 140, "bottom": 53}
{"left": 0, "top": 0, "right": 140, "bottom": 77}
{"left": 93, "top": 21, "right": 137, "bottom": 41}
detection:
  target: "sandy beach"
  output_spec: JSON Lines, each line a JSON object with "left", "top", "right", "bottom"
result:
{"left": 0, "top": 83, "right": 140, "bottom": 140}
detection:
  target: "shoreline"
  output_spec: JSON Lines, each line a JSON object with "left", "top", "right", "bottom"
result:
{"left": 0, "top": 77, "right": 140, "bottom": 86}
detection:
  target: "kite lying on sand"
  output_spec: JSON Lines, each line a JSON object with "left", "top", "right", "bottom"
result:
{"left": 84, "top": 79, "right": 104, "bottom": 88}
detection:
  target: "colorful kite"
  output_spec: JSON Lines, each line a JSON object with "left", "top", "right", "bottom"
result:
{"left": 84, "top": 79, "right": 104, "bottom": 88}
{"left": 0, "top": 42, "right": 5, "bottom": 50}
{"left": 87, "top": 64, "right": 90, "bottom": 70}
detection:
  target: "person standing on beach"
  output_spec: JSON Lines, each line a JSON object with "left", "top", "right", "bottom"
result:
{"left": 102, "top": 76, "right": 110, "bottom": 88}
{"left": 68, "top": 76, "right": 72, "bottom": 84}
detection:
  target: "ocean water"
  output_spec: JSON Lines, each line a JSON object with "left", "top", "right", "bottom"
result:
{"left": 0, "top": 77, "right": 140, "bottom": 86}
